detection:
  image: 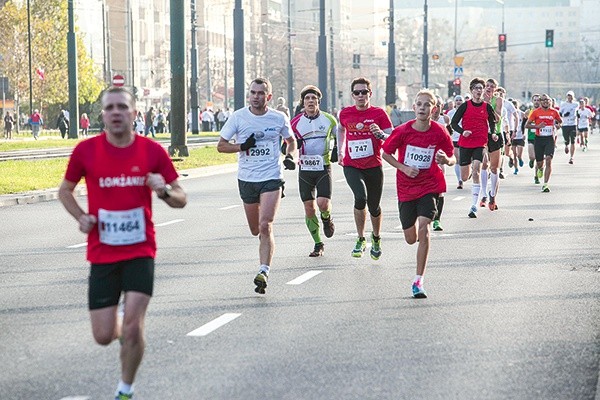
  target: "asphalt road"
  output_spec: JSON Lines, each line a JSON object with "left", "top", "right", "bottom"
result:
{"left": 1, "top": 135, "right": 599, "bottom": 400}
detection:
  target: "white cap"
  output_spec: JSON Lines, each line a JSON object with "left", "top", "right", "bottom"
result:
{"left": 566, "top": 90, "right": 575, "bottom": 97}
{"left": 454, "top": 95, "right": 464, "bottom": 101}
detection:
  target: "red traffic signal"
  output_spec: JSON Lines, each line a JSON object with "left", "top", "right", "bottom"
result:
{"left": 498, "top": 34, "right": 507, "bottom": 52}
{"left": 453, "top": 78, "right": 461, "bottom": 86}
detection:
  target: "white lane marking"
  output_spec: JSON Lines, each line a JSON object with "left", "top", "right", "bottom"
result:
{"left": 59, "top": 397, "right": 90, "bottom": 400}
{"left": 453, "top": 196, "right": 466, "bottom": 201}
{"left": 155, "top": 219, "right": 185, "bottom": 227}
{"left": 219, "top": 204, "right": 241, "bottom": 210}
{"left": 286, "top": 270, "right": 323, "bottom": 285}
{"left": 187, "top": 313, "right": 242, "bottom": 337}
{"left": 67, "top": 242, "right": 87, "bottom": 249}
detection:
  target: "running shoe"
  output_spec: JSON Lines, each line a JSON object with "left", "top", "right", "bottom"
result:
{"left": 508, "top": 158, "right": 513, "bottom": 168}
{"left": 536, "top": 168, "right": 543, "bottom": 179}
{"left": 488, "top": 192, "right": 498, "bottom": 211}
{"left": 568, "top": 158, "right": 573, "bottom": 165}
{"left": 432, "top": 220, "right": 443, "bottom": 231}
{"left": 352, "top": 237, "right": 367, "bottom": 258}
{"left": 468, "top": 205, "right": 478, "bottom": 218}
{"left": 321, "top": 216, "right": 335, "bottom": 238}
{"left": 457, "top": 181, "right": 463, "bottom": 189}
{"left": 513, "top": 168, "right": 518, "bottom": 175}
{"left": 412, "top": 283, "right": 427, "bottom": 299}
{"left": 309, "top": 242, "right": 324, "bottom": 257}
{"left": 529, "top": 160, "right": 534, "bottom": 169}
{"left": 534, "top": 176, "right": 540, "bottom": 185}
{"left": 499, "top": 171, "right": 505, "bottom": 179}
{"left": 479, "top": 196, "right": 487, "bottom": 208}
{"left": 115, "top": 392, "right": 133, "bottom": 400}
{"left": 542, "top": 184, "right": 550, "bottom": 193}
{"left": 583, "top": 146, "right": 587, "bottom": 152}
{"left": 370, "top": 234, "right": 382, "bottom": 260}
{"left": 254, "top": 271, "right": 268, "bottom": 294}
{"left": 519, "top": 158, "right": 524, "bottom": 167}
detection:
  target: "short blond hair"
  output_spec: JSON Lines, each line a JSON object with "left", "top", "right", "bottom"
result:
{"left": 413, "top": 89, "right": 436, "bottom": 105}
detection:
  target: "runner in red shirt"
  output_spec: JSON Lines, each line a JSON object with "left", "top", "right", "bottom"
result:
{"left": 450, "top": 77, "right": 497, "bottom": 218}
{"left": 337, "top": 77, "right": 393, "bottom": 260}
{"left": 382, "top": 90, "right": 455, "bottom": 298}
{"left": 525, "top": 93, "right": 562, "bottom": 192}
{"left": 58, "top": 87, "right": 187, "bottom": 400}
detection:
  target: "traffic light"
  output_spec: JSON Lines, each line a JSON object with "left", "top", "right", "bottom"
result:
{"left": 545, "top": 29, "right": 554, "bottom": 47}
{"left": 352, "top": 54, "right": 361, "bottom": 69}
{"left": 448, "top": 78, "right": 461, "bottom": 98}
{"left": 498, "top": 33, "right": 507, "bottom": 52}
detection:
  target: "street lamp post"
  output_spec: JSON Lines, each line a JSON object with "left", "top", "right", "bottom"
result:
{"left": 67, "top": 0, "right": 79, "bottom": 139}
{"left": 233, "top": 0, "right": 245, "bottom": 110}
{"left": 422, "top": 0, "right": 429, "bottom": 88}
{"left": 497, "top": 0, "right": 505, "bottom": 87}
{"left": 385, "top": 0, "right": 396, "bottom": 105}
{"left": 190, "top": 0, "right": 199, "bottom": 134}
{"left": 27, "top": 0, "right": 33, "bottom": 114}
{"left": 318, "top": 0, "right": 328, "bottom": 111}
{"left": 287, "top": 0, "right": 293, "bottom": 111}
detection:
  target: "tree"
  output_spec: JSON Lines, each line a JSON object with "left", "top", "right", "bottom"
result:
{"left": 0, "top": 0, "right": 104, "bottom": 115}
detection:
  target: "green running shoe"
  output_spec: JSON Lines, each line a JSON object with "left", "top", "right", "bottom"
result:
{"left": 432, "top": 220, "right": 443, "bottom": 231}
{"left": 352, "top": 237, "right": 366, "bottom": 258}
{"left": 254, "top": 271, "right": 268, "bottom": 294}
{"left": 370, "top": 234, "right": 382, "bottom": 260}
{"left": 115, "top": 392, "right": 133, "bottom": 400}
{"left": 536, "top": 168, "right": 543, "bottom": 179}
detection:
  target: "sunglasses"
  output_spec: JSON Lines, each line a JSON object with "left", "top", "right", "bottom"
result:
{"left": 352, "top": 89, "right": 370, "bottom": 96}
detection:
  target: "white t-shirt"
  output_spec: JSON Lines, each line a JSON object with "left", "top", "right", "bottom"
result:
{"left": 559, "top": 101, "right": 578, "bottom": 126}
{"left": 576, "top": 108, "right": 593, "bottom": 129}
{"left": 502, "top": 99, "right": 517, "bottom": 131}
{"left": 446, "top": 108, "right": 461, "bottom": 142}
{"left": 220, "top": 107, "right": 292, "bottom": 182}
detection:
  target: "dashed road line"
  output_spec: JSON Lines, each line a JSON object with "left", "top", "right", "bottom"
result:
{"left": 155, "top": 219, "right": 185, "bottom": 227}
{"left": 219, "top": 204, "right": 241, "bottom": 210}
{"left": 286, "top": 270, "right": 323, "bottom": 285}
{"left": 187, "top": 313, "right": 242, "bottom": 337}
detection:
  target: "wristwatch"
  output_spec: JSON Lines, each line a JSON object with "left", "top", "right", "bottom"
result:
{"left": 158, "top": 184, "right": 172, "bottom": 199}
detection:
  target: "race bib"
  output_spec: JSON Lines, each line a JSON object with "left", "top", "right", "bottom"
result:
{"left": 98, "top": 207, "right": 146, "bottom": 246}
{"left": 404, "top": 145, "right": 435, "bottom": 169}
{"left": 539, "top": 126, "right": 553, "bottom": 136}
{"left": 244, "top": 142, "right": 274, "bottom": 163}
{"left": 299, "top": 154, "right": 324, "bottom": 171}
{"left": 348, "top": 138, "right": 374, "bottom": 159}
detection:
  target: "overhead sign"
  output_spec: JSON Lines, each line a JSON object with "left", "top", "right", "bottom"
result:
{"left": 454, "top": 66, "right": 464, "bottom": 77}
{"left": 112, "top": 74, "right": 125, "bottom": 87}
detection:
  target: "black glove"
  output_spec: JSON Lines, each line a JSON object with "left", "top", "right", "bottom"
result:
{"left": 240, "top": 133, "right": 256, "bottom": 151}
{"left": 330, "top": 146, "right": 338, "bottom": 163}
{"left": 295, "top": 136, "right": 304, "bottom": 148}
{"left": 283, "top": 154, "right": 296, "bottom": 170}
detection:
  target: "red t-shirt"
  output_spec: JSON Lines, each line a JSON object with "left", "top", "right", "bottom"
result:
{"left": 64, "top": 133, "right": 179, "bottom": 264}
{"left": 528, "top": 108, "right": 562, "bottom": 137}
{"left": 457, "top": 100, "right": 491, "bottom": 149}
{"left": 382, "top": 120, "right": 454, "bottom": 202}
{"left": 339, "top": 105, "right": 392, "bottom": 169}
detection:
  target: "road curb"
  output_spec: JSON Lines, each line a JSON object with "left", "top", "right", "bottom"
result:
{"left": 0, "top": 164, "right": 238, "bottom": 208}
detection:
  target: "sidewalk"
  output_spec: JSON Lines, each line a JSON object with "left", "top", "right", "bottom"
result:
{"left": 0, "top": 163, "right": 238, "bottom": 208}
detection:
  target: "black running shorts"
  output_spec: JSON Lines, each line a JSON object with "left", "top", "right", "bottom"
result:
{"left": 398, "top": 193, "right": 439, "bottom": 230}
{"left": 459, "top": 146, "right": 484, "bottom": 166}
{"left": 238, "top": 179, "right": 285, "bottom": 204}
{"left": 88, "top": 257, "right": 154, "bottom": 310}
{"left": 298, "top": 166, "right": 332, "bottom": 202}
